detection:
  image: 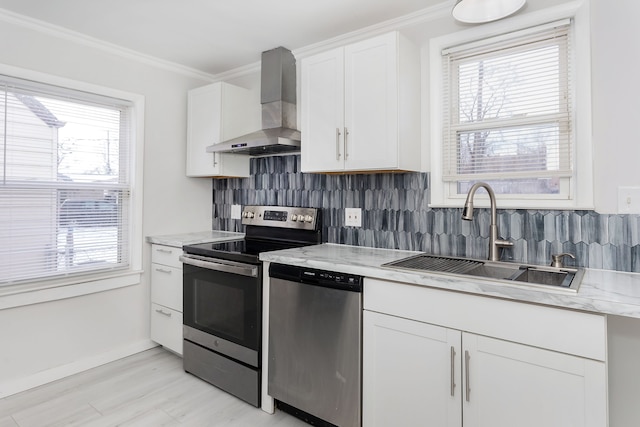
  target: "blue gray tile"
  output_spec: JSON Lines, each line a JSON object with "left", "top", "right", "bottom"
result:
{"left": 211, "top": 154, "right": 640, "bottom": 273}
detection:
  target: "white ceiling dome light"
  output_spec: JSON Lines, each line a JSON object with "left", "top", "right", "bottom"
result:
{"left": 452, "top": 0, "right": 526, "bottom": 24}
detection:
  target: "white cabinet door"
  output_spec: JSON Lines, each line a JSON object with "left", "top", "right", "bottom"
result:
{"left": 300, "top": 31, "right": 419, "bottom": 174}
{"left": 150, "top": 264, "right": 182, "bottom": 312}
{"left": 462, "top": 333, "right": 607, "bottom": 427}
{"left": 300, "top": 47, "right": 345, "bottom": 172}
{"left": 186, "top": 82, "right": 258, "bottom": 177}
{"left": 150, "top": 244, "right": 184, "bottom": 355}
{"left": 151, "top": 303, "right": 183, "bottom": 355}
{"left": 363, "top": 311, "right": 462, "bottom": 427}
{"left": 344, "top": 32, "right": 398, "bottom": 171}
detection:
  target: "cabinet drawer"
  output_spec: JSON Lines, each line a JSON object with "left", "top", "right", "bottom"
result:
{"left": 151, "top": 303, "right": 183, "bottom": 355}
{"left": 151, "top": 244, "right": 183, "bottom": 268}
{"left": 364, "top": 278, "right": 607, "bottom": 361}
{"left": 151, "top": 264, "right": 182, "bottom": 311}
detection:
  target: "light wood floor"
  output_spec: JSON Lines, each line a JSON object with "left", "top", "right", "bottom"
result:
{"left": 0, "top": 347, "right": 308, "bottom": 427}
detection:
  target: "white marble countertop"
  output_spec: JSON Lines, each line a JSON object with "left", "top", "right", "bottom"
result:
{"left": 146, "top": 230, "right": 244, "bottom": 248}
{"left": 259, "top": 243, "right": 640, "bottom": 319}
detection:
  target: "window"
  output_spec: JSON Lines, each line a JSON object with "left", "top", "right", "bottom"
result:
{"left": 430, "top": 8, "right": 593, "bottom": 209}
{"left": 0, "top": 75, "right": 133, "bottom": 286}
{"left": 444, "top": 20, "right": 571, "bottom": 198}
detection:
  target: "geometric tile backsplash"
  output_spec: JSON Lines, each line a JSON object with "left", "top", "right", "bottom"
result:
{"left": 212, "top": 155, "right": 640, "bottom": 273}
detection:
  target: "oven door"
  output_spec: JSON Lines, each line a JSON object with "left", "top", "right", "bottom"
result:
{"left": 180, "top": 254, "right": 262, "bottom": 367}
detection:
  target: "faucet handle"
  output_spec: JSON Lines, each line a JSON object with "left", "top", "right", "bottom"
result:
{"left": 495, "top": 239, "right": 514, "bottom": 248}
{"left": 550, "top": 253, "right": 575, "bottom": 268}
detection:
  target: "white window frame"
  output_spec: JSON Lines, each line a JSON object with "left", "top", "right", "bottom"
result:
{"left": 0, "top": 63, "right": 144, "bottom": 308}
{"left": 428, "top": 0, "right": 593, "bottom": 209}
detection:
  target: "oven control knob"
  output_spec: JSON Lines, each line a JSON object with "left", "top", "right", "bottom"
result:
{"left": 290, "top": 214, "right": 298, "bottom": 221}
{"left": 247, "top": 212, "right": 255, "bottom": 219}
{"left": 297, "top": 215, "right": 306, "bottom": 222}
{"left": 304, "top": 215, "right": 313, "bottom": 223}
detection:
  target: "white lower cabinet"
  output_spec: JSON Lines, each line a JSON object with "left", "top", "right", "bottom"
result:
{"left": 150, "top": 244, "right": 183, "bottom": 355}
{"left": 151, "top": 303, "right": 183, "bottom": 355}
{"left": 363, "top": 311, "right": 461, "bottom": 427}
{"left": 363, "top": 278, "right": 608, "bottom": 427}
{"left": 462, "top": 332, "right": 606, "bottom": 427}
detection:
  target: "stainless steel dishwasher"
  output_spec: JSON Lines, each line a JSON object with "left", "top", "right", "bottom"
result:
{"left": 268, "top": 263, "right": 363, "bottom": 427}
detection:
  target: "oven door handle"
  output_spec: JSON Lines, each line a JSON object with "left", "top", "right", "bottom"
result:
{"left": 179, "top": 254, "right": 258, "bottom": 277}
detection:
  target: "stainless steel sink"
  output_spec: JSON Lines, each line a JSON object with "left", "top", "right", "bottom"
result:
{"left": 382, "top": 254, "right": 583, "bottom": 292}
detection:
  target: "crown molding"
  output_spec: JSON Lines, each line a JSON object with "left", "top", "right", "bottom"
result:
{"left": 292, "top": 2, "right": 452, "bottom": 60}
{"left": 0, "top": 2, "right": 452, "bottom": 83}
{"left": 0, "top": 7, "right": 217, "bottom": 82}
{"left": 212, "top": 1, "right": 452, "bottom": 81}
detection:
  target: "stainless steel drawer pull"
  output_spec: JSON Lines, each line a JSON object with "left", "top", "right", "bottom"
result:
{"left": 450, "top": 346, "right": 456, "bottom": 397}
{"left": 155, "top": 268, "right": 172, "bottom": 274}
{"left": 336, "top": 128, "right": 342, "bottom": 160}
{"left": 465, "top": 350, "right": 471, "bottom": 402}
{"left": 155, "top": 248, "right": 173, "bottom": 254}
{"left": 155, "top": 308, "right": 172, "bottom": 317}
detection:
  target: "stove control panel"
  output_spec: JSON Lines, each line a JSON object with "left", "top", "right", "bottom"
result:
{"left": 241, "top": 206, "right": 320, "bottom": 230}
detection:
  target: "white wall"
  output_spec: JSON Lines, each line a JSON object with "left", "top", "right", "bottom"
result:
{"left": 404, "top": 0, "right": 638, "bottom": 213}
{"left": 591, "top": 0, "right": 640, "bottom": 213}
{"left": 0, "top": 16, "right": 212, "bottom": 395}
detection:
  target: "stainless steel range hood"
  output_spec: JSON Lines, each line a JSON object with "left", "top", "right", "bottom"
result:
{"left": 207, "top": 47, "right": 301, "bottom": 156}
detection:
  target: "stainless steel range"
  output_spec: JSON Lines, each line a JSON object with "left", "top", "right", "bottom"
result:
{"left": 179, "top": 205, "right": 322, "bottom": 407}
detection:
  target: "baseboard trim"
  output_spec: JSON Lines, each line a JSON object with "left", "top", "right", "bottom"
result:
{"left": 0, "top": 339, "right": 158, "bottom": 399}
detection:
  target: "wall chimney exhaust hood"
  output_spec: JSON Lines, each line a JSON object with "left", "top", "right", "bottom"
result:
{"left": 207, "top": 47, "right": 301, "bottom": 156}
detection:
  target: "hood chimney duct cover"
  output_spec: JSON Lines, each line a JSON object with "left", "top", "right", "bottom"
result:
{"left": 207, "top": 46, "right": 301, "bottom": 156}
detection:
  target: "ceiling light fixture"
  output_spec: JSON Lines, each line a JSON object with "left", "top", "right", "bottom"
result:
{"left": 452, "top": 0, "right": 526, "bottom": 24}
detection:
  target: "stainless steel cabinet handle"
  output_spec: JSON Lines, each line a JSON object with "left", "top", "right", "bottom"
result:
{"left": 336, "top": 128, "right": 342, "bottom": 160}
{"left": 155, "top": 248, "right": 173, "bottom": 254}
{"left": 450, "top": 346, "right": 456, "bottom": 397}
{"left": 213, "top": 152, "right": 218, "bottom": 167}
{"left": 344, "top": 127, "right": 349, "bottom": 159}
{"left": 465, "top": 350, "right": 471, "bottom": 402}
{"left": 179, "top": 254, "right": 258, "bottom": 277}
{"left": 154, "top": 268, "right": 172, "bottom": 274}
{"left": 155, "top": 308, "right": 172, "bottom": 317}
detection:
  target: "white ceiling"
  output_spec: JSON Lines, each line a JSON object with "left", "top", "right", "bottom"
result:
{"left": 0, "top": 0, "right": 446, "bottom": 76}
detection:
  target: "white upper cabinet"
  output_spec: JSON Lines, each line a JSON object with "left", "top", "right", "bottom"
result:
{"left": 186, "top": 82, "right": 259, "bottom": 177}
{"left": 301, "top": 31, "right": 420, "bottom": 173}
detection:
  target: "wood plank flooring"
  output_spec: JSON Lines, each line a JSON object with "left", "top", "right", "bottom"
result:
{"left": 0, "top": 347, "right": 308, "bottom": 427}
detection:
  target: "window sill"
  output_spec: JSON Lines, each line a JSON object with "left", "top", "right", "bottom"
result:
{"left": 429, "top": 198, "right": 595, "bottom": 211}
{"left": 0, "top": 270, "right": 143, "bottom": 310}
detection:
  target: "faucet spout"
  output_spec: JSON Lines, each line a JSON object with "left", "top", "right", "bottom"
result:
{"left": 461, "top": 182, "right": 513, "bottom": 261}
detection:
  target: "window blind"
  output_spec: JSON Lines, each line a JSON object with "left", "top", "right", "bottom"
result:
{"left": 441, "top": 20, "right": 573, "bottom": 193}
{"left": 0, "top": 76, "right": 132, "bottom": 286}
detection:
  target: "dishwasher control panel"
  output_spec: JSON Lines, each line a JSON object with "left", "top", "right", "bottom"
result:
{"left": 270, "top": 263, "right": 363, "bottom": 293}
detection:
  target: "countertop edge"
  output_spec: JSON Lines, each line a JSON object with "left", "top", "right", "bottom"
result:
{"left": 260, "top": 243, "right": 640, "bottom": 319}
{"left": 146, "top": 231, "right": 244, "bottom": 248}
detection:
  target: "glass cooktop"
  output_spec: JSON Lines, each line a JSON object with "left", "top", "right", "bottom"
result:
{"left": 183, "top": 239, "right": 310, "bottom": 264}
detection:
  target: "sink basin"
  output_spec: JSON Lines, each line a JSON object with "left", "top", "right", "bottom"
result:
{"left": 382, "top": 254, "right": 583, "bottom": 292}
{"left": 511, "top": 267, "right": 576, "bottom": 287}
{"left": 464, "top": 264, "right": 521, "bottom": 280}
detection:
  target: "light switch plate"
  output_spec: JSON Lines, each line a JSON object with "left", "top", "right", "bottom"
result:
{"left": 618, "top": 187, "right": 640, "bottom": 214}
{"left": 345, "top": 208, "right": 362, "bottom": 227}
{"left": 231, "top": 204, "right": 242, "bottom": 219}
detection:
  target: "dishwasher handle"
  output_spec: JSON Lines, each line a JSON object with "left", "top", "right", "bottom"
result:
{"left": 269, "top": 263, "right": 363, "bottom": 292}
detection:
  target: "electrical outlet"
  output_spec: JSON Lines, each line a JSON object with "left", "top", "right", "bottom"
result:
{"left": 618, "top": 187, "right": 640, "bottom": 214}
{"left": 345, "top": 208, "right": 362, "bottom": 227}
{"left": 231, "top": 204, "right": 242, "bottom": 219}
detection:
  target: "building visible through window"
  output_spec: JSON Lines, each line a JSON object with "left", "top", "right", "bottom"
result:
{"left": 0, "top": 77, "right": 131, "bottom": 285}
